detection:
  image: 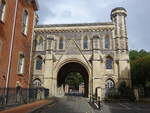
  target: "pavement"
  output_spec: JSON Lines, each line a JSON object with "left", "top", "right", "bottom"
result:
{"left": 32, "top": 96, "right": 150, "bottom": 113}
{"left": 0, "top": 100, "right": 49, "bottom": 113}
{"left": 0, "top": 96, "right": 150, "bottom": 113}
{"left": 94, "top": 102, "right": 150, "bottom": 113}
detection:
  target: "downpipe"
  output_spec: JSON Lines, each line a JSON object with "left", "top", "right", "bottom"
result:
{"left": 5, "top": 0, "right": 19, "bottom": 104}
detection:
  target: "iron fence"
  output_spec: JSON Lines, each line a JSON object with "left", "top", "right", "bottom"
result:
{"left": 0, "top": 88, "right": 49, "bottom": 106}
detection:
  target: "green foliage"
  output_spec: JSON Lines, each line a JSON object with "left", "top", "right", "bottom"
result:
{"left": 130, "top": 50, "right": 150, "bottom": 88}
{"left": 129, "top": 49, "right": 150, "bottom": 61}
{"left": 130, "top": 49, "right": 150, "bottom": 97}
{"left": 65, "top": 72, "right": 84, "bottom": 90}
{"left": 131, "top": 56, "right": 150, "bottom": 87}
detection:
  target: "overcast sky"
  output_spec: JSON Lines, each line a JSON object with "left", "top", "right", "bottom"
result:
{"left": 37, "top": 0, "right": 150, "bottom": 51}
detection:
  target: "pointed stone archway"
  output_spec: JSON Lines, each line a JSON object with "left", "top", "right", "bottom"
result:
{"left": 57, "top": 61, "right": 89, "bottom": 97}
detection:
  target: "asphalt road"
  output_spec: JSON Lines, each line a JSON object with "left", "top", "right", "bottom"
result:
{"left": 33, "top": 96, "right": 150, "bottom": 113}
{"left": 94, "top": 101, "right": 150, "bottom": 113}
{"left": 33, "top": 96, "right": 94, "bottom": 113}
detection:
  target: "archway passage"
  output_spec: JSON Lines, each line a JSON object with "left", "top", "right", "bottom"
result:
{"left": 57, "top": 62, "right": 89, "bottom": 97}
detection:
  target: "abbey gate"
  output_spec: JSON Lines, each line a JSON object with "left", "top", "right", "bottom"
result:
{"left": 32, "top": 8, "right": 131, "bottom": 97}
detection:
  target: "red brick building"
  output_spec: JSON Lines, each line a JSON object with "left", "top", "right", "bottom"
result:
{"left": 0, "top": 0, "right": 38, "bottom": 89}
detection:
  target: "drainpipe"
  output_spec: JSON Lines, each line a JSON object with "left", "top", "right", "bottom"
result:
{"left": 5, "top": 0, "right": 18, "bottom": 100}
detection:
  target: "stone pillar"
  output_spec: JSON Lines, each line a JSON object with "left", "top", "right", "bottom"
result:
{"left": 92, "top": 36, "right": 101, "bottom": 94}
{"left": 43, "top": 36, "right": 55, "bottom": 96}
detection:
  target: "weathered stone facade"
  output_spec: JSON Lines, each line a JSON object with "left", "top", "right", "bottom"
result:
{"left": 32, "top": 7, "right": 131, "bottom": 97}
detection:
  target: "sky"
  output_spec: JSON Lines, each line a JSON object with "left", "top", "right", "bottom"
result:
{"left": 37, "top": 0, "right": 150, "bottom": 51}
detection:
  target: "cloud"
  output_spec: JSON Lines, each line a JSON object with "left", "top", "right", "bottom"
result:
{"left": 37, "top": 0, "right": 150, "bottom": 51}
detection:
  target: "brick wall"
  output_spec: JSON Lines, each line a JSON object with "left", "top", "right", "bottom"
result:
{"left": 0, "top": 0, "right": 37, "bottom": 88}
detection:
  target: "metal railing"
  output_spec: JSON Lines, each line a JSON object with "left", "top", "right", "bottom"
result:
{"left": 0, "top": 88, "right": 49, "bottom": 106}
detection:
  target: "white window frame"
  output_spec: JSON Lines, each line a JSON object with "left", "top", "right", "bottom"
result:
{"left": 0, "top": 0, "right": 6, "bottom": 22}
{"left": 33, "top": 79, "right": 41, "bottom": 88}
{"left": 17, "top": 53, "right": 25, "bottom": 75}
{"left": 22, "top": 9, "right": 29, "bottom": 35}
{"left": 105, "top": 79, "right": 115, "bottom": 88}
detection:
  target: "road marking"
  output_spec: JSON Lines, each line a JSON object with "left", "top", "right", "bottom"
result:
{"left": 119, "top": 103, "right": 131, "bottom": 110}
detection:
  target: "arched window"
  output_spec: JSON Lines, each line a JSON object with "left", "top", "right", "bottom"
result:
{"left": 36, "top": 37, "right": 44, "bottom": 51}
{"left": 83, "top": 36, "right": 88, "bottom": 49}
{"left": 105, "top": 79, "right": 115, "bottom": 88}
{"left": 33, "top": 79, "right": 41, "bottom": 88}
{"left": 106, "top": 56, "right": 113, "bottom": 69}
{"left": 35, "top": 56, "right": 42, "bottom": 70}
{"left": 59, "top": 37, "right": 64, "bottom": 49}
{"left": 0, "top": 0, "right": 6, "bottom": 21}
{"left": 18, "top": 53, "right": 25, "bottom": 74}
{"left": 105, "top": 37, "right": 110, "bottom": 49}
{"left": 22, "top": 10, "right": 29, "bottom": 34}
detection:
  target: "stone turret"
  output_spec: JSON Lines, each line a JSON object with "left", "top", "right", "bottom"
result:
{"left": 111, "top": 7, "right": 128, "bottom": 51}
{"left": 111, "top": 7, "right": 131, "bottom": 87}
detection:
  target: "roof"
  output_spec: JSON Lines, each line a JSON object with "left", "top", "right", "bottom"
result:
{"left": 31, "top": 0, "right": 39, "bottom": 10}
{"left": 111, "top": 7, "right": 127, "bottom": 13}
{"left": 36, "top": 22, "right": 114, "bottom": 28}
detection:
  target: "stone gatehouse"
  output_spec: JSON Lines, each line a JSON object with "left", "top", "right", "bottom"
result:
{"left": 31, "top": 7, "right": 131, "bottom": 97}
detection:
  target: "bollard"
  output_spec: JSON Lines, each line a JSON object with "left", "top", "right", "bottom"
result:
{"left": 98, "top": 96, "right": 101, "bottom": 109}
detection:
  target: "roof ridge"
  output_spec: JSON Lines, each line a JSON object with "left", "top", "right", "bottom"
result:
{"left": 36, "top": 22, "right": 114, "bottom": 28}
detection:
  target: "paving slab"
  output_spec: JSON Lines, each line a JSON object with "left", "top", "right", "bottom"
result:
{"left": 0, "top": 100, "right": 49, "bottom": 113}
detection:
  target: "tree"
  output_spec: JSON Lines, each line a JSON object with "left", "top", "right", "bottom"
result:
{"left": 130, "top": 50, "right": 150, "bottom": 97}
{"left": 129, "top": 49, "right": 150, "bottom": 61}
{"left": 65, "top": 72, "right": 84, "bottom": 90}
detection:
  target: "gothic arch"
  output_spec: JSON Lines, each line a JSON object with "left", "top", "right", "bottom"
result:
{"left": 33, "top": 78, "right": 42, "bottom": 88}
{"left": 105, "top": 54, "right": 113, "bottom": 59}
{"left": 34, "top": 54, "right": 44, "bottom": 60}
{"left": 34, "top": 55, "right": 43, "bottom": 70}
{"left": 56, "top": 59, "right": 90, "bottom": 97}
{"left": 55, "top": 58, "right": 91, "bottom": 75}
{"left": 105, "top": 78, "right": 115, "bottom": 88}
